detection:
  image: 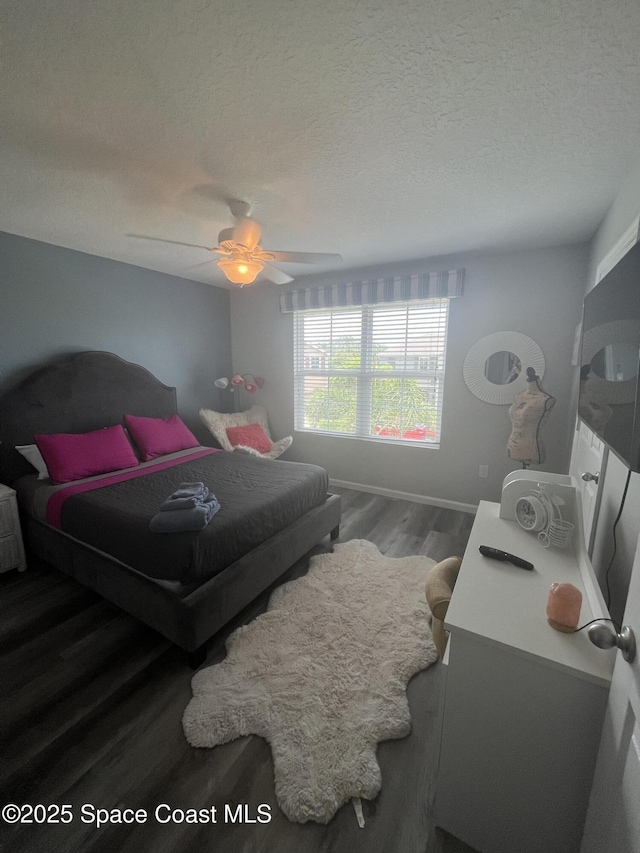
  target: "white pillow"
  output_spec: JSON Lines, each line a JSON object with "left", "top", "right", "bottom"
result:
{"left": 16, "top": 444, "right": 50, "bottom": 479}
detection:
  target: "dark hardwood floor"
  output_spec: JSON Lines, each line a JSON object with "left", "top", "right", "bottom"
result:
{"left": 0, "top": 488, "right": 477, "bottom": 853}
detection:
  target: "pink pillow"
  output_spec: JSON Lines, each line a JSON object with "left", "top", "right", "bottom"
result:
{"left": 124, "top": 413, "right": 199, "bottom": 462}
{"left": 226, "top": 423, "right": 272, "bottom": 454}
{"left": 35, "top": 425, "right": 139, "bottom": 485}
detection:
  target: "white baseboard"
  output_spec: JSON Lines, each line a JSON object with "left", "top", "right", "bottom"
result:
{"left": 328, "top": 478, "right": 477, "bottom": 515}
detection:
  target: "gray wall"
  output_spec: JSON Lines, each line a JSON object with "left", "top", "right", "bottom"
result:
{"left": 0, "top": 232, "right": 232, "bottom": 440}
{"left": 230, "top": 242, "right": 588, "bottom": 508}
{"left": 583, "top": 156, "right": 640, "bottom": 626}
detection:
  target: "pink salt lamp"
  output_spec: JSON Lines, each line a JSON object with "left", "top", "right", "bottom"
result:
{"left": 546, "top": 583, "right": 582, "bottom": 632}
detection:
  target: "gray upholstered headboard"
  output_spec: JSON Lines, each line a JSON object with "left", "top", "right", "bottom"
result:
{"left": 0, "top": 351, "right": 178, "bottom": 486}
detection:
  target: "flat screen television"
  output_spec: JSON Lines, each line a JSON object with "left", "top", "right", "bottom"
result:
{"left": 578, "top": 239, "right": 640, "bottom": 471}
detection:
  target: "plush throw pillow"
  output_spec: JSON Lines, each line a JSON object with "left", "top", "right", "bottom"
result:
{"left": 124, "top": 413, "right": 199, "bottom": 462}
{"left": 16, "top": 444, "right": 51, "bottom": 480}
{"left": 35, "top": 425, "right": 139, "bottom": 485}
{"left": 226, "top": 423, "right": 272, "bottom": 454}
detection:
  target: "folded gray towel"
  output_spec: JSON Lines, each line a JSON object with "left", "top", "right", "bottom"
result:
{"left": 150, "top": 494, "right": 221, "bottom": 533}
{"left": 160, "top": 492, "right": 209, "bottom": 511}
{"left": 170, "top": 482, "right": 208, "bottom": 499}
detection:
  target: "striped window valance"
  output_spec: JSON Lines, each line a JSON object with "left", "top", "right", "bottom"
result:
{"left": 279, "top": 268, "right": 464, "bottom": 313}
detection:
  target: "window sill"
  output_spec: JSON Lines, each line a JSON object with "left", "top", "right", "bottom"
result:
{"left": 294, "top": 429, "right": 440, "bottom": 450}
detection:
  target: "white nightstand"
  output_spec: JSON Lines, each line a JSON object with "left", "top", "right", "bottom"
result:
{"left": 0, "top": 483, "right": 27, "bottom": 573}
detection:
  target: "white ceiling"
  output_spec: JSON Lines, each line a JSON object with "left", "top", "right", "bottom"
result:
{"left": 2, "top": 0, "right": 640, "bottom": 288}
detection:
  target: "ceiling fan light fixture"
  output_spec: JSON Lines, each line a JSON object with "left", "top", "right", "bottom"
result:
{"left": 131, "top": 200, "right": 341, "bottom": 287}
{"left": 217, "top": 257, "right": 264, "bottom": 285}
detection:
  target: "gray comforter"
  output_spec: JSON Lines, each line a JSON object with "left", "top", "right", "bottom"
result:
{"left": 16, "top": 449, "right": 329, "bottom": 584}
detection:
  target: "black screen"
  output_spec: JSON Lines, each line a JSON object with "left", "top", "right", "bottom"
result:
{"left": 579, "top": 240, "right": 640, "bottom": 471}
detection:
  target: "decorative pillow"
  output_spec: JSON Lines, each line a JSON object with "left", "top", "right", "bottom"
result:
{"left": 226, "top": 423, "right": 273, "bottom": 454}
{"left": 35, "top": 425, "right": 139, "bottom": 485}
{"left": 124, "top": 413, "right": 199, "bottom": 462}
{"left": 16, "top": 444, "right": 50, "bottom": 480}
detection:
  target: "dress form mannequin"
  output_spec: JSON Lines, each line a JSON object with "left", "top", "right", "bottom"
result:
{"left": 507, "top": 367, "right": 556, "bottom": 466}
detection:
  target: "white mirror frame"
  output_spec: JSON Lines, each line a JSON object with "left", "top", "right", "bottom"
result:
{"left": 463, "top": 332, "right": 545, "bottom": 404}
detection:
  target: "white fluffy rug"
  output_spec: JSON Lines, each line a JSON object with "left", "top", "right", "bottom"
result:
{"left": 182, "top": 539, "right": 437, "bottom": 824}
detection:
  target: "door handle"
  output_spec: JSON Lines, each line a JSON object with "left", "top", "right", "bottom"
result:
{"left": 581, "top": 471, "right": 600, "bottom": 484}
{"left": 587, "top": 622, "right": 636, "bottom": 663}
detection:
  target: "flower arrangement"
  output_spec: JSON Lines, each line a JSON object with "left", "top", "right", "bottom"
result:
{"left": 215, "top": 373, "right": 265, "bottom": 411}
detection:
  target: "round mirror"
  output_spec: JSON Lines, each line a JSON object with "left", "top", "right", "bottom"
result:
{"left": 590, "top": 343, "right": 639, "bottom": 382}
{"left": 484, "top": 351, "right": 521, "bottom": 385}
{"left": 463, "top": 332, "right": 545, "bottom": 404}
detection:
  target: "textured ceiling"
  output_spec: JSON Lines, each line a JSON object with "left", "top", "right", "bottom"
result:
{"left": 2, "top": 0, "right": 640, "bottom": 288}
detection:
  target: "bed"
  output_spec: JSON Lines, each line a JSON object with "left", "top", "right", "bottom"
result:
{"left": 0, "top": 351, "right": 341, "bottom": 663}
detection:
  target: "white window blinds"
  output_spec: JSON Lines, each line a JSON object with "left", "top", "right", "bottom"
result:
{"left": 294, "top": 299, "right": 449, "bottom": 446}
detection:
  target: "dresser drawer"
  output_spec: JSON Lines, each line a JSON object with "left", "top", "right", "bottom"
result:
{"left": 0, "top": 534, "right": 21, "bottom": 570}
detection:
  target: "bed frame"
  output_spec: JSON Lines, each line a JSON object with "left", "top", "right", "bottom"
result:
{"left": 0, "top": 351, "right": 341, "bottom": 664}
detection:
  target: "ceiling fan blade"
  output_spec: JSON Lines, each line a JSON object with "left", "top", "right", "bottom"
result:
{"left": 261, "top": 262, "right": 294, "bottom": 285}
{"left": 184, "top": 259, "right": 217, "bottom": 270}
{"left": 267, "top": 250, "right": 343, "bottom": 265}
{"left": 127, "top": 234, "right": 216, "bottom": 251}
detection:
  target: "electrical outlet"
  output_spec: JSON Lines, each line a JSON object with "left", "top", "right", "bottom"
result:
{"left": 479, "top": 465, "right": 489, "bottom": 479}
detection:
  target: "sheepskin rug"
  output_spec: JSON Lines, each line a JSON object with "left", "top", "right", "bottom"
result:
{"left": 182, "top": 539, "right": 437, "bottom": 824}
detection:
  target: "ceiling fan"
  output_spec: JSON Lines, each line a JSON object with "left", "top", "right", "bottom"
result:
{"left": 129, "top": 200, "right": 342, "bottom": 286}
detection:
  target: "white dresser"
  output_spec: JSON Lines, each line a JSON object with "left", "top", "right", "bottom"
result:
{"left": 435, "top": 498, "right": 614, "bottom": 853}
{"left": 0, "top": 483, "right": 27, "bottom": 573}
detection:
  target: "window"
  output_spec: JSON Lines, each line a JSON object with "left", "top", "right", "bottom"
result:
{"left": 294, "top": 299, "right": 449, "bottom": 446}
{"left": 419, "top": 355, "right": 441, "bottom": 371}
